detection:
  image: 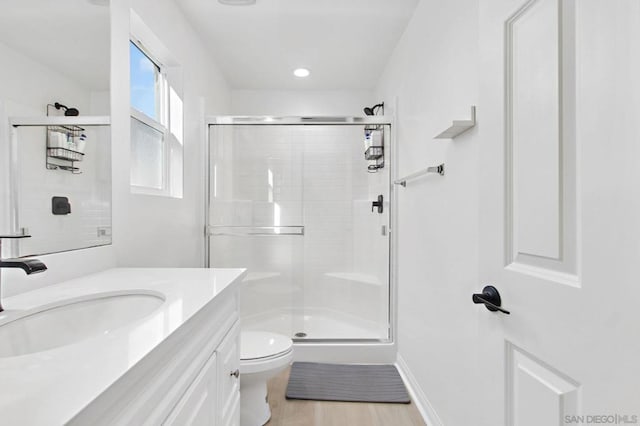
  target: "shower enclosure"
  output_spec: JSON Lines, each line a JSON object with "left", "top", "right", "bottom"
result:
{"left": 206, "top": 117, "right": 392, "bottom": 343}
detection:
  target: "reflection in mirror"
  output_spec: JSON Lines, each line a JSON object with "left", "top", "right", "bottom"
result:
{"left": 11, "top": 122, "right": 112, "bottom": 256}
{"left": 0, "top": 0, "right": 111, "bottom": 256}
{"left": 0, "top": 0, "right": 110, "bottom": 116}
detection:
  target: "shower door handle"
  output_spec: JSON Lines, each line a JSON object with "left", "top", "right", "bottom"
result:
{"left": 207, "top": 226, "right": 305, "bottom": 236}
{"left": 371, "top": 195, "right": 384, "bottom": 214}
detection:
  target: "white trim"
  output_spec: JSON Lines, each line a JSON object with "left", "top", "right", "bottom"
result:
{"left": 129, "top": 37, "right": 165, "bottom": 73}
{"left": 395, "top": 354, "right": 444, "bottom": 426}
{"left": 505, "top": 261, "right": 580, "bottom": 288}
{"left": 129, "top": 52, "right": 171, "bottom": 195}
{"left": 130, "top": 108, "right": 166, "bottom": 134}
{"left": 130, "top": 184, "right": 168, "bottom": 197}
{"left": 205, "top": 115, "right": 393, "bottom": 126}
{"left": 9, "top": 116, "right": 110, "bottom": 127}
{"left": 293, "top": 342, "right": 396, "bottom": 364}
{"left": 129, "top": 12, "right": 182, "bottom": 198}
{"left": 389, "top": 97, "right": 399, "bottom": 345}
{"left": 130, "top": 10, "right": 176, "bottom": 68}
{"left": 129, "top": 113, "right": 170, "bottom": 196}
{"left": 129, "top": 40, "right": 165, "bottom": 127}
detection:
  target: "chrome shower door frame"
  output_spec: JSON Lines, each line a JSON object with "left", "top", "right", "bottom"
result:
{"left": 205, "top": 115, "right": 397, "bottom": 352}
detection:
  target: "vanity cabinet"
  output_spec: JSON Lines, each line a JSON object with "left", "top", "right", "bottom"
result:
{"left": 164, "top": 323, "right": 241, "bottom": 426}
{"left": 216, "top": 324, "right": 241, "bottom": 426}
{"left": 69, "top": 283, "right": 241, "bottom": 426}
{"left": 164, "top": 352, "right": 218, "bottom": 425}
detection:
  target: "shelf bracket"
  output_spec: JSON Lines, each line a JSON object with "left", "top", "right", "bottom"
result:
{"left": 434, "top": 106, "right": 476, "bottom": 139}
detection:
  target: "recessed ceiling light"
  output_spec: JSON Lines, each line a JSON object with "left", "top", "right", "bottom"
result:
{"left": 218, "top": 0, "right": 256, "bottom": 5}
{"left": 293, "top": 68, "right": 310, "bottom": 78}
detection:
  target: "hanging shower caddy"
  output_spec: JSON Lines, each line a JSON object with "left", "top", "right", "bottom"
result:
{"left": 45, "top": 103, "right": 85, "bottom": 173}
{"left": 364, "top": 124, "right": 384, "bottom": 172}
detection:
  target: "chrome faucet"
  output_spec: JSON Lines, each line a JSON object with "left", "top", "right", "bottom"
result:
{"left": 0, "top": 235, "right": 47, "bottom": 312}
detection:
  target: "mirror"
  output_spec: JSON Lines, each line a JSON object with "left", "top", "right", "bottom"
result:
{"left": 0, "top": 0, "right": 111, "bottom": 256}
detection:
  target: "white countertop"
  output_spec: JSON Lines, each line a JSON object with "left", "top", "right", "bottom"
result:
{"left": 0, "top": 267, "right": 246, "bottom": 425}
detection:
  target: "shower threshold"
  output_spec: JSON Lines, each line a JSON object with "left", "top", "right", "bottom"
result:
{"left": 243, "top": 307, "right": 387, "bottom": 341}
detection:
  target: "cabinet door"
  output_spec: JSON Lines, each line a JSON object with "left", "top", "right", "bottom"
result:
{"left": 216, "top": 322, "right": 241, "bottom": 426}
{"left": 164, "top": 352, "right": 218, "bottom": 426}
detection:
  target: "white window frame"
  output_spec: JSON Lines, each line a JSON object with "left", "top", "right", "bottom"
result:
{"left": 129, "top": 38, "right": 172, "bottom": 196}
{"left": 128, "top": 11, "right": 183, "bottom": 199}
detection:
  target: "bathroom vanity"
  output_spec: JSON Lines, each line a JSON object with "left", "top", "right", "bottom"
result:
{"left": 0, "top": 268, "right": 245, "bottom": 425}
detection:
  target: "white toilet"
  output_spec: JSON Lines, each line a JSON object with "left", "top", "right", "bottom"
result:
{"left": 240, "top": 331, "right": 293, "bottom": 426}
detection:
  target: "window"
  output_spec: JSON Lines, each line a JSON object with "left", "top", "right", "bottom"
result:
{"left": 129, "top": 25, "right": 183, "bottom": 198}
{"left": 130, "top": 41, "right": 160, "bottom": 121}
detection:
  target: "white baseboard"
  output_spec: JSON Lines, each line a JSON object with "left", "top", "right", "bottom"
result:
{"left": 395, "top": 354, "right": 444, "bottom": 426}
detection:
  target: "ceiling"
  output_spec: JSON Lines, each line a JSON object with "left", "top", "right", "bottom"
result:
{"left": 0, "top": 0, "right": 110, "bottom": 91}
{"left": 178, "top": 0, "right": 420, "bottom": 90}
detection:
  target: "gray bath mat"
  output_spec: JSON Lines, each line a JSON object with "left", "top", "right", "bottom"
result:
{"left": 285, "top": 362, "right": 411, "bottom": 404}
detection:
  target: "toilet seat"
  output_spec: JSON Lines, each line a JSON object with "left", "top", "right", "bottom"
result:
{"left": 241, "top": 331, "right": 293, "bottom": 361}
{"left": 240, "top": 331, "right": 293, "bottom": 375}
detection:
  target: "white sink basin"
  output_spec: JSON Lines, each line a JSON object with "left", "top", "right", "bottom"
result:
{"left": 0, "top": 291, "right": 165, "bottom": 357}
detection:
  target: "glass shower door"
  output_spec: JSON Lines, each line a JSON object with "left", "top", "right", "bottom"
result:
{"left": 208, "top": 122, "right": 391, "bottom": 342}
{"left": 208, "top": 125, "right": 305, "bottom": 338}
{"left": 297, "top": 125, "right": 390, "bottom": 340}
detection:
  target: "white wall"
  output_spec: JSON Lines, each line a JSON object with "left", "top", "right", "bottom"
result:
{"left": 231, "top": 89, "right": 374, "bottom": 116}
{"left": 110, "top": 0, "right": 231, "bottom": 267}
{"left": 375, "top": 0, "right": 481, "bottom": 424}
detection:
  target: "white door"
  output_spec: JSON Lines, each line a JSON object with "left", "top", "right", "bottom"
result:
{"left": 478, "top": 0, "right": 640, "bottom": 424}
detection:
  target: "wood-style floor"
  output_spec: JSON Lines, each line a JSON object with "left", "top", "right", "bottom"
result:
{"left": 265, "top": 367, "right": 427, "bottom": 426}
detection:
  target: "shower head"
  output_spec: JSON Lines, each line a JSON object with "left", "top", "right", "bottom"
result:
{"left": 54, "top": 102, "right": 80, "bottom": 117}
{"left": 364, "top": 102, "right": 384, "bottom": 116}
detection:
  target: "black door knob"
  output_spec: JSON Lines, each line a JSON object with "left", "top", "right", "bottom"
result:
{"left": 472, "top": 285, "right": 510, "bottom": 315}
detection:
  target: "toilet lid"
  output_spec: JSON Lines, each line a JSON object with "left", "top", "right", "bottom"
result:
{"left": 241, "top": 331, "right": 293, "bottom": 360}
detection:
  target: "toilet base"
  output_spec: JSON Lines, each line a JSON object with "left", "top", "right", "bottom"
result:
{"left": 240, "top": 377, "right": 271, "bottom": 426}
